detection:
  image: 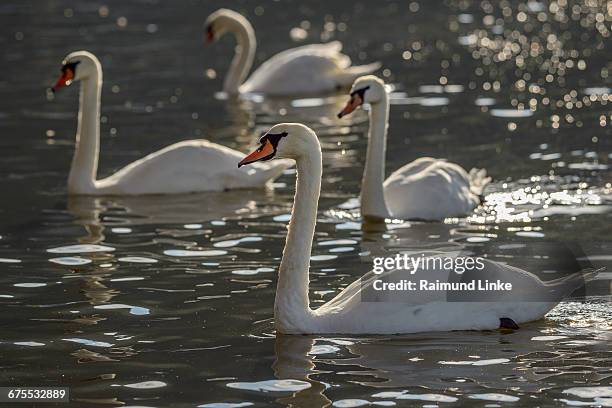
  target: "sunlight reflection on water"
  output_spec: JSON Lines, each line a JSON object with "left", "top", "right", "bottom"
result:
{"left": 0, "top": 0, "right": 609, "bottom": 406}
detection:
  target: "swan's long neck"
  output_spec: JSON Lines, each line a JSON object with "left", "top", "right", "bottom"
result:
{"left": 68, "top": 69, "right": 102, "bottom": 194}
{"left": 274, "top": 142, "right": 322, "bottom": 332}
{"left": 224, "top": 17, "right": 255, "bottom": 95}
{"left": 361, "top": 93, "right": 390, "bottom": 219}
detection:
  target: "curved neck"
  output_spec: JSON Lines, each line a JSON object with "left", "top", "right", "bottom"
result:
{"left": 275, "top": 142, "right": 322, "bottom": 331}
{"left": 68, "top": 69, "right": 102, "bottom": 194}
{"left": 224, "top": 17, "right": 255, "bottom": 95}
{"left": 361, "top": 93, "right": 390, "bottom": 219}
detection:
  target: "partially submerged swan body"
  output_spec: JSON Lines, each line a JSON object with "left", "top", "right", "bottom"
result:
{"left": 338, "top": 75, "right": 490, "bottom": 221}
{"left": 238, "top": 123, "right": 591, "bottom": 335}
{"left": 205, "top": 9, "right": 380, "bottom": 96}
{"left": 51, "top": 51, "right": 291, "bottom": 195}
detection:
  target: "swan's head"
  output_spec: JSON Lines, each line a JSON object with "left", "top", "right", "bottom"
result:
{"left": 238, "top": 123, "right": 318, "bottom": 167}
{"left": 205, "top": 9, "right": 245, "bottom": 43}
{"left": 51, "top": 51, "right": 100, "bottom": 92}
{"left": 337, "top": 75, "right": 386, "bottom": 118}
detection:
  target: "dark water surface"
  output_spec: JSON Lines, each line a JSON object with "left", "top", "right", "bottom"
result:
{"left": 0, "top": 0, "right": 611, "bottom": 407}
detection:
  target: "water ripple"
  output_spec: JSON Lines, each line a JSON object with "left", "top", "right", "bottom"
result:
{"left": 226, "top": 379, "right": 311, "bottom": 393}
{"left": 164, "top": 249, "right": 227, "bottom": 257}
{"left": 49, "top": 257, "right": 92, "bottom": 265}
{"left": 118, "top": 256, "right": 158, "bottom": 264}
{"left": 47, "top": 244, "right": 115, "bottom": 253}
{"left": 94, "top": 304, "right": 150, "bottom": 315}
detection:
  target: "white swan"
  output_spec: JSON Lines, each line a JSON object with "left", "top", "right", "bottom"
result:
{"left": 337, "top": 75, "right": 491, "bottom": 221}
{"left": 238, "top": 123, "right": 591, "bottom": 335}
{"left": 51, "top": 51, "right": 291, "bottom": 195}
{"left": 205, "top": 9, "right": 380, "bottom": 96}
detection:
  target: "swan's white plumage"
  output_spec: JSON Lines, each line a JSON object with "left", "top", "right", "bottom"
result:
{"left": 241, "top": 41, "right": 380, "bottom": 95}
{"left": 56, "top": 51, "right": 291, "bottom": 196}
{"left": 206, "top": 9, "right": 380, "bottom": 96}
{"left": 96, "top": 139, "right": 292, "bottom": 195}
{"left": 240, "top": 123, "right": 591, "bottom": 335}
{"left": 383, "top": 158, "right": 486, "bottom": 220}
{"left": 345, "top": 76, "right": 490, "bottom": 220}
{"left": 312, "top": 255, "right": 586, "bottom": 334}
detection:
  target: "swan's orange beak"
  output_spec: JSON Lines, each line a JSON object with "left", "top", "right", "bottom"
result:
{"left": 337, "top": 94, "right": 363, "bottom": 118}
{"left": 51, "top": 68, "right": 74, "bottom": 93}
{"left": 238, "top": 140, "right": 275, "bottom": 167}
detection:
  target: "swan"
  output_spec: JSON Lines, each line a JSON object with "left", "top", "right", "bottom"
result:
{"left": 238, "top": 123, "right": 592, "bottom": 335}
{"left": 337, "top": 75, "right": 491, "bottom": 221}
{"left": 205, "top": 9, "right": 380, "bottom": 96}
{"left": 50, "top": 51, "right": 291, "bottom": 195}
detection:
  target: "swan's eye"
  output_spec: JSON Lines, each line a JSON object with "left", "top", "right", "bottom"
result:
{"left": 62, "top": 67, "right": 74, "bottom": 79}
{"left": 350, "top": 85, "right": 370, "bottom": 99}
{"left": 267, "top": 131, "right": 287, "bottom": 149}
{"left": 61, "top": 61, "right": 81, "bottom": 79}
{"left": 206, "top": 25, "right": 215, "bottom": 42}
{"left": 338, "top": 88, "right": 368, "bottom": 118}
{"left": 258, "top": 131, "right": 287, "bottom": 149}
{"left": 52, "top": 61, "right": 80, "bottom": 92}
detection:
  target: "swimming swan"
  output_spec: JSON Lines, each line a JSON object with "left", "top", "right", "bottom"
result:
{"left": 51, "top": 51, "right": 291, "bottom": 195}
{"left": 238, "top": 123, "right": 591, "bottom": 334}
{"left": 338, "top": 75, "right": 490, "bottom": 221}
{"left": 205, "top": 9, "right": 380, "bottom": 96}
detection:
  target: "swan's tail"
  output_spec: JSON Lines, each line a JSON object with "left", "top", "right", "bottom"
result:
{"left": 582, "top": 267, "right": 604, "bottom": 282}
{"left": 468, "top": 168, "right": 492, "bottom": 200}
{"left": 335, "top": 62, "right": 382, "bottom": 88}
{"left": 543, "top": 267, "right": 603, "bottom": 299}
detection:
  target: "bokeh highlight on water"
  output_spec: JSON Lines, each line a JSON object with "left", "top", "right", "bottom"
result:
{"left": 0, "top": 0, "right": 610, "bottom": 407}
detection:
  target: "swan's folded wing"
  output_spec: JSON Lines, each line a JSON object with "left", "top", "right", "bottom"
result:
{"left": 386, "top": 158, "right": 471, "bottom": 187}
{"left": 241, "top": 41, "right": 351, "bottom": 95}
{"left": 97, "top": 140, "right": 290, "bottom": 194}
{"left": 385, "top": 157, "right": 441, "bottom": 179}
{"left": 253, "top": 40, "right": 347, "bottom": 71}
{"left": 383, "top": 159, "right": 476, "bottom": 219}
{"left": 319, "top": 254, "right": 574, "bottom": 312}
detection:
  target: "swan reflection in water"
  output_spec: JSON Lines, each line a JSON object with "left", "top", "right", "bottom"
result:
{"left": 67, "top": 189, "right": 281, "bottom": 229}
{"left": 272, "top": 314, "right": 610, "bottom": 406}
{"left": 273, "top": 335, "right": 332, "bottom": 408}
{"left": 226, "top": 90, "right": 359, "bottom": 135}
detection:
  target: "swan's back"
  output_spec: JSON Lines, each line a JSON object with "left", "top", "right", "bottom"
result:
{"left": 313, "top": 254, "right": 590, "bottom": 334}
{"left": 384, "top": 158, "right": 478, "bottom": 219}
{"left": 97, "top": 140, "right": 291, "bottom": 194}
{"left": 242, "top": 41, "right": 366, "bottom": 95}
